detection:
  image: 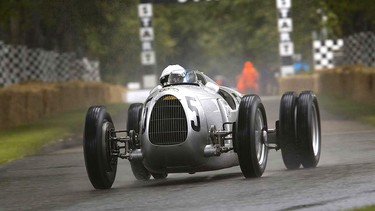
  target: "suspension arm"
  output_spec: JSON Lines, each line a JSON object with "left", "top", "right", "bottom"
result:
{"left": 109, "top": 129, "right": 142, "bottom": 160}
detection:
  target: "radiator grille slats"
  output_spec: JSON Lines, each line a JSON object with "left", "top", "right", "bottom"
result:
{"left": 149, "top": 95, "right": 188, "bottom": 145}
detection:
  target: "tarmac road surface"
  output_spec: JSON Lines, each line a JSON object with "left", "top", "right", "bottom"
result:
{"left": 1, "top": 96, "right": 375, "bottom": 211}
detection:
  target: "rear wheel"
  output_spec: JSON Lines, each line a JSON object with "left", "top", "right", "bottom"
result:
{"left": 297, "top": 91, "right": 321, "bottom": 168}
{"left": 237, "top": 95, "right": 268, "bottom": 178}
{"left": 83, "top": 106, "right": 117, "bottom": 189}
{"left": 128, "top": 103, "right": 152, "bottom": 181}
{"left": 279, "top": 92, "right": 301, "bottom": 169}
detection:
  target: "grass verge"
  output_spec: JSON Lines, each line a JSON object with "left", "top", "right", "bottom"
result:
{"left": 353, "top": 205, "right": 375, "bottom": 211}
{"left": 0, "top": 103, "right": 128, "bottom": 165}
{"left": 319, "top": 94, "right": 375, "bottom": 127}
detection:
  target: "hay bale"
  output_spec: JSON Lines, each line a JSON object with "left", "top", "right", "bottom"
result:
{"left": 278, "top": 74, "right": 320, "bottom": 94}
{"left": 57, "top": 83, "right": 72, "bottom": 111}
{"left": 103, "top": 84, "right": 111, "bottom": 103}
{"left": 42, "top": 85, "right": 60, "bottom": 115}
{"left": 109, "top": 85, "right": 126, "bottom": 103}
{"left": 26, "top": 89, "right": 44, "bottom": 121}
{"left": 73, "top": 81, "right": 86, "bottom": 108}
{"left": 0, "top": 91, "right": 11, "bottom": 128}
{"left": 371, "top": 73, "right": 375, "bottom": 102}
{"left": 319, "top": 66, "right": 375, "bottom": 103}
{"left": 320, "top": 71, "right": 341, "bottom": 97}
{"left": 94, "top": 83, "right": 106, "bottom": 105}
{"left": 0, "top": 81, "right": 126, "bottom": 129}
{"left": 8, "top": 89, "right": 28, "bottom": 126}
{"left": 353, "top": 72, "right": 372, "bottom": 102}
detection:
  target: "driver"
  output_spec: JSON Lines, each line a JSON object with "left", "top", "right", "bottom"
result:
{"left": 159, "top": 64, "right": 186, "bottom": 86}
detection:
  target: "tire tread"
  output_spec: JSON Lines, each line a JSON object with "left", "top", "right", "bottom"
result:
{"left": 280, "top": 92, "right": 301, "bottom": 169}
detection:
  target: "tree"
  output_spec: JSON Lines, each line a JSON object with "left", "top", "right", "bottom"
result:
{"left": 0, "top": 0, "right": 141, "bottom": 83}
{"left": 0, "top": 0, "right": 327, "bottom": 85}
{"left": 153, "top": 0, "right": 280, "bottom": 82}
{"left": 153, "top": 0, "right": 322, "bottom": 84}
{"left": 320, "top": 0, "right": 375, "bottom": 37}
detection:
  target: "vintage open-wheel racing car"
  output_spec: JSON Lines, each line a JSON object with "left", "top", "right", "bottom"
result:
{"left": 83, "top": 66, "right": 321, "bottom": 189}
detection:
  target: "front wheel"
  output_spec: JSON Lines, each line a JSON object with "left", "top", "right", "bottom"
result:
{"left": 237, "top": 95, "right": 268, "bottom": 178}
{"left": 83, "top": 106, "right": 118, "bottom": 189}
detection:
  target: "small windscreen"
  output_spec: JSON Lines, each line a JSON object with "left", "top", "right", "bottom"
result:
{"left": 167, "top": 69, "right": 198, "bottom": 85}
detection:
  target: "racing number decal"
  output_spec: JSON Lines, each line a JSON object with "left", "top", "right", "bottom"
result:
{"left": 186, "top": 96, "right": 201, "bottom": 132}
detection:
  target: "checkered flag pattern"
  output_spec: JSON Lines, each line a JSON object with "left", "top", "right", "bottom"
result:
{"left": 0, "top": 41, "right": 100, "bottom": 87}
{"left": 313, "top": 39, "right": 344, "bottom": 70}
{"left": 343, "top": 32, "right": 375, "bottom": 67}
{"left": 0, "top": 43, "right": 23, "bottom": 85}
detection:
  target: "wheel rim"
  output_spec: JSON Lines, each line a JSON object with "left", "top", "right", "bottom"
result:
{"left": 311, "top": 104, "right": 320, "bottom": 156}
{"left": 255, "top": 108, "right": 266, "bottom": 165}
{"left": 102, "top": 121, "right": 117, "bottom": 171}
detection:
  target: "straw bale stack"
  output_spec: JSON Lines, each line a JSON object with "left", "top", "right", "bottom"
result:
{"left": 0, "top": 82, "right": 125, "bottom": 129}
{"left": 278, "top": 65, "right": 375, "bottom": 104}
{"left": 278, "top": 74, "right": 321, "bottom": 94}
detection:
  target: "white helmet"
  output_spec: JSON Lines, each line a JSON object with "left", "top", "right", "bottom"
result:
{"left": 160, "top": 64, "right": 185, "bottom": 85}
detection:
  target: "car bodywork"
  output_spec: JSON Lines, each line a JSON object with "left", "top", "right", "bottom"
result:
{"left": 139, "top": 72, "right": 241, "bottom": 174}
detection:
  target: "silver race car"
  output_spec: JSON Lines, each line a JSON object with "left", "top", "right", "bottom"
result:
{"left": 83, "top": 65, "right": 321, "bottom": 189}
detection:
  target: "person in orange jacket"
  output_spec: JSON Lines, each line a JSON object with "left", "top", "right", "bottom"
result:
{"left": 236, "top": 61, "right": 259, "bottom": 94}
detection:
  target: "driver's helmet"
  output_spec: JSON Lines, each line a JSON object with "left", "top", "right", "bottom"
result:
{"left": 160, "top": 64, "right": 185, "bottom": 85}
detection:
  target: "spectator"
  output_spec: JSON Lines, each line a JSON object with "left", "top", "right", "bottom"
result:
{"left": 236, "top": 61, "right": 259, "bottom": 94}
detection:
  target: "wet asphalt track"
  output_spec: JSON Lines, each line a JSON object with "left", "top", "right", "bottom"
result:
{"left": 1, "top": 96, "right": 375, "bottom": 211}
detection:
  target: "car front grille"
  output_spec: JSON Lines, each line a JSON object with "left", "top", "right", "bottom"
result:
{"left": 149, "top": 95, "right": 188, "bottom": 145}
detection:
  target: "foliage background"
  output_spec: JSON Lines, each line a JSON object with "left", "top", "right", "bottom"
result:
{"left": 0, "top": 0, "right": 373, "bottom": 86}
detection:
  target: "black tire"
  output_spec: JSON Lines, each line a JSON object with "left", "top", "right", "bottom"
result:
{"left": 83, "top": 106, "right": 117, "bottom": 189}
{"left": 127, "top": 103, "right": 143, "bottom": 133}
{"left": 297, "top": 91, "right": 321, "bottom": 168}
{"left": 279, "top": 92, "right": 301, "bottom": 169}
{"left": 127, "top": 103, "right": 151, "bottom": 181}
{"left": 130, "top": 160, "right": 151, "bottom": 181}
{"left": 237, "top": 95, "right": 268, "bottom": 178}
{"left": 151, "top": 172, "right": 168, "bottom": 180}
